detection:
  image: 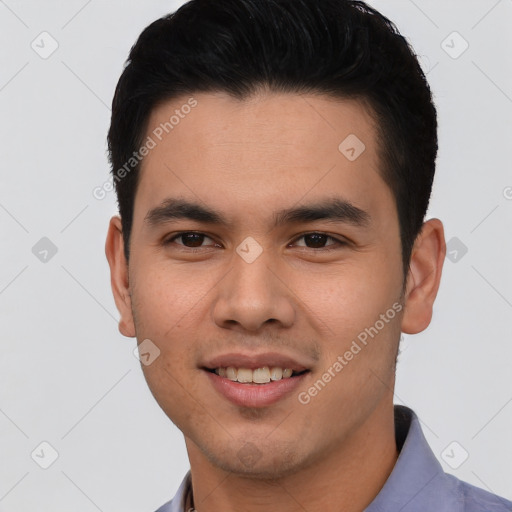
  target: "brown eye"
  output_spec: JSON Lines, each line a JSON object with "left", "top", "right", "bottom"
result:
{"left": 292, "top": 233, "right": 343, "bottom": 250}
{"left": 178, "top": 233, "right": 206, "bottom": 247}
{"left": 164, "top": 232, "right": 216, "bottom": 248}
{"left": 304, "top": 233, "right": 330, "bottom": 248}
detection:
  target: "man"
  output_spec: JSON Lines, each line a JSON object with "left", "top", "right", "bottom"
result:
{"left": 104, "top": 0, "right": 511, "bottom": 510}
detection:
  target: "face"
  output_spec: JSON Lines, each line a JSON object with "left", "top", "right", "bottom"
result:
{"left": 106, "top": 91, "right": 442, "bottom": 479}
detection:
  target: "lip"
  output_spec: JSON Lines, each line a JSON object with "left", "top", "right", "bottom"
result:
{"left": 204, "top": 369, "right": 309, "bottom": 408}
{"left": 201, "top": 351, "right": 311, "bottom": 373}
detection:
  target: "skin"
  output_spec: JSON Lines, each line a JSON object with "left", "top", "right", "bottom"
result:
{"left": 105, "top": 91, "right": 445, "bottom": 512}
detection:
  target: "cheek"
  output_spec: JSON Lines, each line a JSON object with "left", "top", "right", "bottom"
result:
{"left": 132, "top": 266, "right": 206, "bottom": 416}
{"left": 132, "top": 262, "right": 210, "bottom": 339}
{"left": 141, "top": 359, "right": 206, "bottom": 435}
{"left": 295, "top": 260, "right": 400, "bottom": 339}
{"left": 131, "top": 264, "right": 208, "bottom": 408}
{"left": 297, "top": 269, "right": 401, "bottom": 431}
{"left": 294, "top": 259, "right": 402, "bottom": 402}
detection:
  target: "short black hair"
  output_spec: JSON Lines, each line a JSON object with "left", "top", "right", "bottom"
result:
{"left": 107, "top": 0, "right": 438, "bottom": 276}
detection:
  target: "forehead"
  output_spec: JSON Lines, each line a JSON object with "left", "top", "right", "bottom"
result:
{"left": 133, "top": 91, "right": 392, "bottom": 228}
{"left": 144, "top": 90, "right": 378, "bottom": 167}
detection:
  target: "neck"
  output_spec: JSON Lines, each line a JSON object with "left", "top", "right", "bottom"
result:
{"left": 184, "top": 400, "right": 398, "bottom": 512}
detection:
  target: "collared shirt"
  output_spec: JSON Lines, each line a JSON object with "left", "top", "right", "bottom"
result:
{"left": 155, "top": 405, "right": 512, "bottom": 512}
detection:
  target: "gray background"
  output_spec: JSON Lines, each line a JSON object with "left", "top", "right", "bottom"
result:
{"left": 1, "top": 0, "right": 511, "bottom": 510}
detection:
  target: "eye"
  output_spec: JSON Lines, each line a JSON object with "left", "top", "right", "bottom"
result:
{"left": 162, "top": 231, "right": 347, "bottom": 253}
{"left": 290, "top": 232, "right": 346, "bottom": 250}
{"left": 164, "top": 231, "right": 218, "bottom": 250}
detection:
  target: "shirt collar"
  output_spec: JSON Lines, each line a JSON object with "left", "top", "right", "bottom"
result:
{"left": 365, "top": 405, "right": 463, "bottom": 512}
{"left": 155, "top": 471, "right": 191, "bottom": 512}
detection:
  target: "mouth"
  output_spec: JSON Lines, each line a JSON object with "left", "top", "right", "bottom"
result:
{"left": 203, "top": 366, "right": 309, "bottom": 384}
{"left": 200, "top": 352, "right": 312, "bottom": 407}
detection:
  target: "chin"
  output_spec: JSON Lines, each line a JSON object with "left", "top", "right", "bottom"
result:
{"left": 199, "top": 438, "right": 308, "bottom": 480}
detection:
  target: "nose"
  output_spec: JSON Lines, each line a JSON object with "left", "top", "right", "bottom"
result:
{"left": 212, "top": 247, "right": 295, "bottom": 333}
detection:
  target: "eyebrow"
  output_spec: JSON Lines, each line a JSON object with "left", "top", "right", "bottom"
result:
{"left": 144, "top": 197, "right": 371, "bottom": 229}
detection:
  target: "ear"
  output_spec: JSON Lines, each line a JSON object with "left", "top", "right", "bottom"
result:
{"left": 401, "top": 218, "right": 446, "bottom": 334}
{"left": 105, "top": 215, "right": 136, "bottom": 338}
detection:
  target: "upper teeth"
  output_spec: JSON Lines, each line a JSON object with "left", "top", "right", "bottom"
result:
{"left": 215, "top": 366, "right": 294, "bottom": 383}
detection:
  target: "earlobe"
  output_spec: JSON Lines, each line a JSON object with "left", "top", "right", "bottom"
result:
{"left": 401, "top": 218, "right": 446, "bottom": 335}
{"left": 105, "top": 215, "right": 136, "bottom": 338}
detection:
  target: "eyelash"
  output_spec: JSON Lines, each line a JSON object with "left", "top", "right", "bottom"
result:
{"left": 162, "top": 231, "right": 347, "bottom": 253}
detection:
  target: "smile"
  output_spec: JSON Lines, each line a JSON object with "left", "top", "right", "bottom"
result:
{"left": 208, "top": 366, "right": 307, "bottom": 384}
{"left": 203, "top": 367, "right": 310, "bottom": 408}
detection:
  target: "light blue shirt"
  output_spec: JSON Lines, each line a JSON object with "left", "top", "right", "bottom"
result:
{"left": 155, "top": 405, "right": 512, "bottom": 511}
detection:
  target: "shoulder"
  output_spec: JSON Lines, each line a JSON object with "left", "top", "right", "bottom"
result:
{"left": 153, "top": 500, "right": 173, "bottom": 512}
{"left": 446, "top": 474, "right": 512, "bottom": 512}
